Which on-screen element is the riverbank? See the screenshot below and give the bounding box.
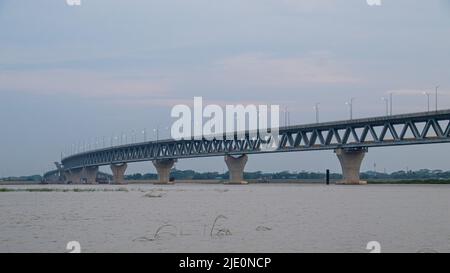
[3,178,450,186]
[367,179,450,184]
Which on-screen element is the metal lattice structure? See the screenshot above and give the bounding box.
[61,110,450,170]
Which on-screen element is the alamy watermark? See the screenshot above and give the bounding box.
[65,1,381,7]
[366,0,382,6]
[170,97,280,151]
[66,0,81,6]
[66,241,81,253]
[366,241,381,253]
[65,1,381,8]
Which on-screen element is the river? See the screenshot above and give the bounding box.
[1,183,449,253]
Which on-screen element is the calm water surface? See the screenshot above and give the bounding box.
[1,183,449,253]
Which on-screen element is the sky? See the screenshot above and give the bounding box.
[1,0,450,176]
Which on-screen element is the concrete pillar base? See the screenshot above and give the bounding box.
[152,159,176,184]
[110,163,127,184]
[335,148,367,185]
[224,154,248,184]
[84,166,98,184]
[64,168,83,184]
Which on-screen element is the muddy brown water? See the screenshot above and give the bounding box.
[1,183,449,253]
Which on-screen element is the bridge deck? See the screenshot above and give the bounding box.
[61,109,450,170]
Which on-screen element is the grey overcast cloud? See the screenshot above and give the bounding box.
[1,0,450,176]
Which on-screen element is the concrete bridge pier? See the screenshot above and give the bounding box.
[224,154,248,184]
[110,163,127,184]
[152,159,176,184]
[64,168,83,184]
[84,166,98,184]
[335,148,367,185]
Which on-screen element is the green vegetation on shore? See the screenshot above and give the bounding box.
[125,168,450,181]
[3,168,450,184]
[0,187,130,192]
[368,179,450,184]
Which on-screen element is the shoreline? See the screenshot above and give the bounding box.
[2,179,450,186]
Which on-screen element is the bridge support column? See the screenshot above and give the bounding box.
[110,163,127,184]
[152,159,176,184]
[84,166,98,184]
[64,168,83,184]
[224,154,248,184]
[335,148,367,185]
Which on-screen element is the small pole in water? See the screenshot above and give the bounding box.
[326,169,330,185]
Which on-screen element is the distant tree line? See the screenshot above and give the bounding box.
[0,175,43,182]
[125,168,450,181]
[2,169,450,182]
[124,169,338,180]
[360,169,450,180]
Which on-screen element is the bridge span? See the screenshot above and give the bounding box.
[55,109,450,185]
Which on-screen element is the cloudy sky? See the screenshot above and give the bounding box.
[1,0,450,176]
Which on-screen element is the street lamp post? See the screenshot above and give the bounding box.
[131,130,136,143]
[423,91,430,112]
[283,107,290,126]
[142,129,147,142]
[381,97,389,116]
[153,126,169,141]
[345,98,354,120]
[314,103,320,123]
[154,128,159,142]
[435,85,440,111]
[164,126,170,139]
[389,92,393,116]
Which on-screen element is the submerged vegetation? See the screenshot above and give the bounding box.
[143,191,165,198]
[210,215,231,237]
[133,224,178,242]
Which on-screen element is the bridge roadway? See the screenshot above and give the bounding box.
[57,109,450,185]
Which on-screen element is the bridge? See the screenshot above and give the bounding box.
[52,109,450,185]
[42,162,112,184]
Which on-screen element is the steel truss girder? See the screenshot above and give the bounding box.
[62,111,450,170]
